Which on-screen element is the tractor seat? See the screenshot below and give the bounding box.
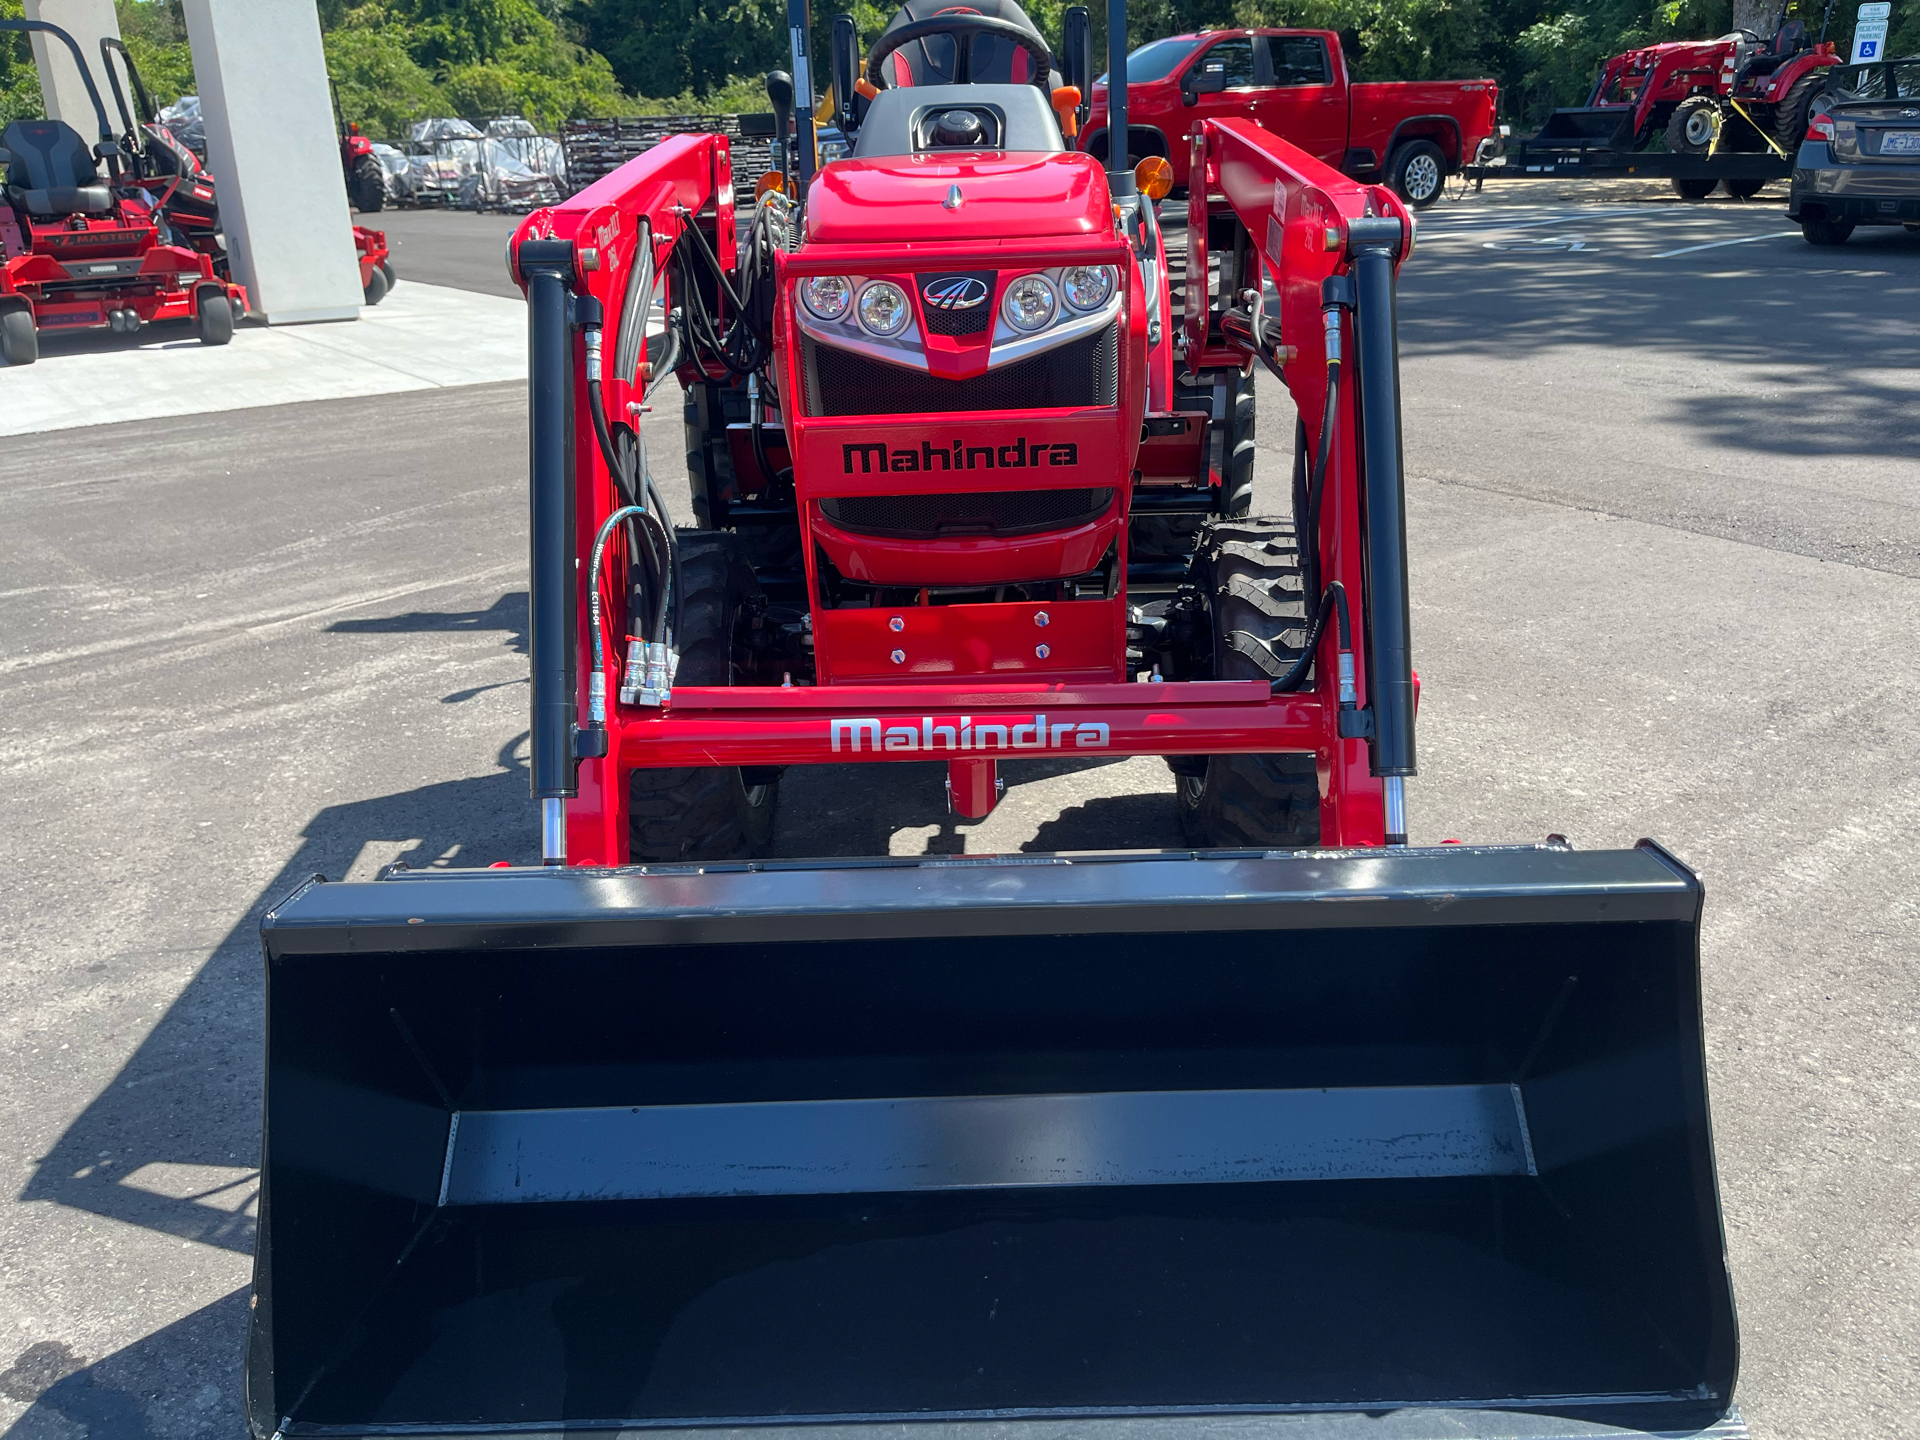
[2,118,112,217]
[1738,20,1808,81]
[873,0,1057,89]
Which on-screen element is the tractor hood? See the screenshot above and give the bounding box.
[806,152,1113,246]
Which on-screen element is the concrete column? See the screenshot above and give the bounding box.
[180,0,361,323]
[23,0,121,140]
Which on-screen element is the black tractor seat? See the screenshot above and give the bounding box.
[872,0,1059,88]
[1737,20,1809,84]
[2,118,112,217]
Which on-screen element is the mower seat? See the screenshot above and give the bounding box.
[2,118,112,217]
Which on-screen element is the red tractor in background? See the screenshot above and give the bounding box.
[1529,2,1840,194]
[332,82,385,213]
[0,18,245,366]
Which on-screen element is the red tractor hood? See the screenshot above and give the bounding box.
[806,152,1114,245]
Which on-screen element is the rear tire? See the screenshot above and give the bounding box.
[1671,176,1718,200]
[350,153,385,213]
[1666,96,1721,155]
[1722,176,1768,198]
[0,307,37,366]
[363,264,389,306]
[196,288,234,345]
[1800,210,1853,245]
[379,259,397,289]
[627,531,777,862]
[1386,140,1446,209]
[1773,73,1822,151]
[1173,517,1320,848]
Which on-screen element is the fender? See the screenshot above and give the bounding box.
[1084,122,1171,165]
[1383,114,1464,171]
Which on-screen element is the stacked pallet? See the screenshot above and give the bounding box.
[562,115,778,201]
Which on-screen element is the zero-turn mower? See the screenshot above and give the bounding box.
[97,37,395,308]
[0,18,245,366]
[245,2,1742,1436]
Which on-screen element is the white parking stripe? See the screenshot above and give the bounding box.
[1651,229,1800,258]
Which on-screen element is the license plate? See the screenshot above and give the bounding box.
[1881,131,1920,154]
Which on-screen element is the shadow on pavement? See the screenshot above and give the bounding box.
[328,589,528,655]
[19,737,537,1263]
[0,1288,247,1440]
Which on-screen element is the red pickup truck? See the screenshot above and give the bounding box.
[1081,29,1499,206]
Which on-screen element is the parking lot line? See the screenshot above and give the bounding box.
[1651,230,1801,258]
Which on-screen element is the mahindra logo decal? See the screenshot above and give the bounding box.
[844,437,1078,472]
[831,714,1109,753]
[922,275,989,310]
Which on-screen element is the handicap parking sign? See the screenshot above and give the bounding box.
[1851,1,1891,64]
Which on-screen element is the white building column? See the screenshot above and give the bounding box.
[180,0,361,323]
[23,0,121,138]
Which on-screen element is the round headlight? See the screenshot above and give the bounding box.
[856,280,911,337]
[1001,274,1057,332]
[1061,264,1115,312]
[799,274,853,321]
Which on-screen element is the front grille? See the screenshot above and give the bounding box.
[922,303,992,337]
[820,487,1115,538]
[805,323,1119,416]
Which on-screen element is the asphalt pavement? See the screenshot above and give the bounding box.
[0,190,1913,1439]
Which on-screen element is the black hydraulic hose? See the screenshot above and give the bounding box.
[1270,581,1351,695]
[1305,359,1340,543]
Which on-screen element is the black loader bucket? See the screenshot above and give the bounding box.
[247,844,1738,1438]
[1529,107,1636,145]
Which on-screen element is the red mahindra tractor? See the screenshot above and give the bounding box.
[0,18,245,366]
[242,1,1741,1435]
[1534,0,1840,192]
[332,81,385,213]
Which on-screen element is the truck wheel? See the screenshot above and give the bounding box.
[1722,176,1768,198]
[1773,73,1822,150]
[1130,369,1254,563]
[1670,176,1717,200]
[1172,517,1320,848]
[0,307,37,366]
[196,288,234,346]
[350,154,385,213]
[1665,97,1720,155]
[1386,141,1446,208]
[627,531,777,861]
[1800,209,1853,245]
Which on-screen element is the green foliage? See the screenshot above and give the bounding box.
[1,0,43,126]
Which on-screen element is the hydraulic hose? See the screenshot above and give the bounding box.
[1270,581,1352,703]
[586,505,650,724]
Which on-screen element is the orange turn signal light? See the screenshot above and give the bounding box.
[1134,155,1173,201]
[1051,86,1082,138]
[755,170,789,200]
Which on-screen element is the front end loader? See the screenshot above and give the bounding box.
[244,2,1741,1435]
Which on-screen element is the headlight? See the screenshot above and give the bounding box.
[800,274,853,321]
[1061,264,1115,312]
[1001,274,1056,332]
[856,280,911,336]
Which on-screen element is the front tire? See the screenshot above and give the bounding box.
[1666,96,1721,155]
[0,307,37,366]
[1172,517,1321,848]
[350,153,385,213]
[1130,367,1254,564]
[363,263,389,306]
[627,531,777,861]
[1387,140,1446,209]
[196,288,234,345]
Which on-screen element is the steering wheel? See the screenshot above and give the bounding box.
[865,14,1054,92]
